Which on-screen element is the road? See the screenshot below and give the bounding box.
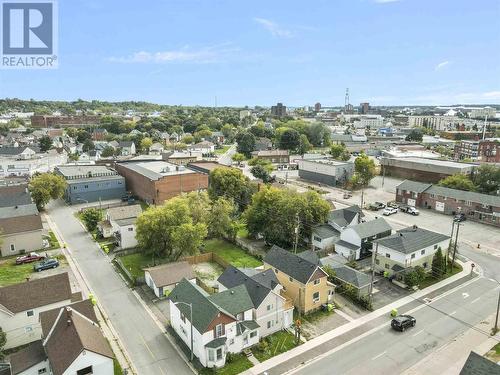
[217,144,237,165]
[47,200,193,375]
[290,276,500,375]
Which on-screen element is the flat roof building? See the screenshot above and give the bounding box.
[298,158,354,187]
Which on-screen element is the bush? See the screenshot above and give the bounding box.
[80,208,103,232]
[404,266,426,288]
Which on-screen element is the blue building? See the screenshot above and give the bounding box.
[55,165,126,204]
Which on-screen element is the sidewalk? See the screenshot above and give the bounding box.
[244,260,477,375]
[44,213,136,374]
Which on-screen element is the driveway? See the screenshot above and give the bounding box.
[46,200,193,375]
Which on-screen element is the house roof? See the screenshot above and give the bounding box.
[217,266,276,307]
[119,141,134,147]
[0,213,43,235]
[426,185,500,207]
[107,204,142,222]
[144,261,195,287]
[334,239,360,251]
[205,337,227,349]
[0,146,39,155]
[0,185,32,207]
[374,226,450,254]
[328,205,365,228]
[459,351,500,375]
[208,285,254,316]
[0,273,71,314]
[44,307,114,375]
[328,264,371,288]
[40,299,97,337]
[396,180,432,193]
[251,149,289,157]
[0,203,39,219]
[236,320,260,336]
[312,224,340,239]
[9,340,46,375]
[349,218,392,239]
[264,245,325,284]
[169,278,234,332]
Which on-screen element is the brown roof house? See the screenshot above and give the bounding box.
[0,185,43,257]
[0,273,74,349]
[9,299,114,375]
[145,261,196,298]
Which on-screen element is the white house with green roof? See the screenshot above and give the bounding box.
[169,279,260,369]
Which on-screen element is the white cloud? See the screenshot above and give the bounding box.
[254,18,293,38]
[482,91,500,99]
[374,0,401,3]
[435,61,450,70]
[107,44,238,64]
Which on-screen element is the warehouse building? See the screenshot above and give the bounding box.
[297,158,354,187]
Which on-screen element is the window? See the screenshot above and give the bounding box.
[267,304,273,311]
[215,324,223,338]
[434,245,438,249]
[289,277,293,283]
[180,313,186,323]
[229,338,234,345]
[10,244,15,252]
[313,292,320,303]
[236,313,243,321]
[208,350,214,362]
[423,262,428,268]
[128,227,133,231]
[38,369,47,375]
[250,331,257,338]
[275,268,279,274]
[313,236,322,242]
[267,320,274,329]
[216,348,223,360]
[375,259,380,265]
[84,185,88,189]
[385,264,389,269]
[421,250,425,255]
[77,367,93,375]
[314,279,320,285]
[411,254,415,259]
[385,253,390,259]
[27,310,34,317]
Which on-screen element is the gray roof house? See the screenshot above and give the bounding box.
[459,351,500,375]
[144,261,196,298]
[321,255,371,297]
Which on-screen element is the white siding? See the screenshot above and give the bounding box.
[15,359,50,375]
[63,350,113,375]
[0,230,43,257]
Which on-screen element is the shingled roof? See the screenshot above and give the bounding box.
[328,205,364,228]
[9,340,46,375]
[460,351,500,375]
[0,273,71,314]
[264,245,326,284]
[208,285,254,316]
[144,261,195,288]
[374,226,450,254]
[350,218,392,239]
[40,299,96,337]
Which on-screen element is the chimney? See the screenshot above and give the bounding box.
[66,308,72,326]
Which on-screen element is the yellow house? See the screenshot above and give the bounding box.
[263,245,334,315]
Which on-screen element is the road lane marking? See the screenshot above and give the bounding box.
[462,292,469,299]
[371,351,386,360]
[450,311,457,316]
[139,334,156,360]
[412,329,424,337]
[158,365,166,375]
[471,297,480,304]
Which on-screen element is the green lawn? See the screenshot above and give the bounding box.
[0,260,33,286]
[118,252,154,279]
[47,230,60,249]
[215,145,231,155]
[418,263,463,289]
[199,354,253,375]
[113,359,123,375]
[203,239,262,268]
[251,331,299,362]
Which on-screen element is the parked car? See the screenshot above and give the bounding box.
[454,213,466,222]
[387,201,399,209]
[368,202,386,211]
[383,207,398,216]
[400,205,420,216]
[391,315,416,332]
[33,258,59,272]
[16,252,45,265]
[343,191,352,199]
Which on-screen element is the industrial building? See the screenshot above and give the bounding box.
[297,158,354,187]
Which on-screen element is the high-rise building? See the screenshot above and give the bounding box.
[360,102,370,114]
[314,102,321,112]
[271,102,287,118]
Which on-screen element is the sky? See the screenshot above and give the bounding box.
[0,0,499,107]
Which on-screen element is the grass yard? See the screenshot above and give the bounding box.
[486,342,500,363]
[47,230,60,249]
[251,331,299,362]
[215,145,231,155]
[203,239,262,268]
[118,252,154,279]
[199,353,253,375]
[418,263,463,289]
[0,260,33,286]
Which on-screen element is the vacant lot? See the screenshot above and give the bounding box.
[118,252,154,279]
[203,239,262,268]
[252,330,299,362]
[193,261,224,289]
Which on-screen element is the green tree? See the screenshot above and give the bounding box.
[170,222,207,261]
[82,139,95,152]
[251,165,272,182]
[185,191,210,225]
[209,198,237,239]
[0,327,6,361]
[438,174,476,191]
[101,146,115,157]
[352,153,376,187]
[181,135,194,144]
[232,152,246,164]
[405,129,423,142]
[472,164,500,195]
[432,247,445,278]
[330,144,350,161]
[306,121,330,146]
[140,137,153,152]
[80,208,103,232]
[39,135,53,152]
[236,131,256,157]
[298,134,313,155]
[29,173,67,210]
[208,167,256,210]
[278,128,300,151]
[404,266,426,288]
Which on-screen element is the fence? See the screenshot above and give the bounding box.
[182,252,231,269]
[78,200,129,213]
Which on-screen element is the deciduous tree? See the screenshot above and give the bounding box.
[438,174,476,191]
[28,173,67,210]
[39,135,53,152]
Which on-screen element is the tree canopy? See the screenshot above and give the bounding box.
[330,144,350,161]
[438,174,476,191]
[351,153,377,188]
[28,173,67,210]
[208,167,256,210]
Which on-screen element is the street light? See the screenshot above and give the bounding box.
[174,301,194,361]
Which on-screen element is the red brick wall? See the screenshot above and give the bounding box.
[385,166,450,183]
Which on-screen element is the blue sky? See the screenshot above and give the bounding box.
[0,0,499,107]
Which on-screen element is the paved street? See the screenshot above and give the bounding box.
[47,200,193,375]
[217,143,237,165]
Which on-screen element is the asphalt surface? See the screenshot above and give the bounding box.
[47,200,193,375]
[285,276,500,375]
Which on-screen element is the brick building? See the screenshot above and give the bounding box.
[250,149,289,165]
[115,160,208,205]
[395,180,500,227]
[30,115,101,128]
[454,139,500,162]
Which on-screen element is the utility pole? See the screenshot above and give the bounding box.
[293,213,300,253]
[381,163,386,188]
[451,222,461,270]
[446,220,456,272]
[494,287,500,334]
[369,242,379,302]
[360,189,365,209]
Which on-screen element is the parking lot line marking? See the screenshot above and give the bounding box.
[371,351,386,361]
[412,329,424,337]
[471,297,481,304]
[450,311,457,316]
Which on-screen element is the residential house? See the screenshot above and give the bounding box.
[163,151,202,166]
[0,273,74,349]
[250,150,289,165]
[169,279,260,368]
[144,261,196,298]
[98,204,142,249]
[189,141,215,155]
[55,165,126,204]
[217,266,294,337]
[0,146,39,160]
[321,255,371,297]
[211,132,225,145]
[108,140,120,149]
[149,142,164,155]
[254,137,273,151]
[335,218,392,261]
[396,180,500,227]
[8,340,49,375]
[92,128,108,141]
[373,226,450,278]
[263,246,334,314]
[118,141,136,156]
[0,184,43,257]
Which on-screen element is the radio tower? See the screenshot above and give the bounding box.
[344,88,350,113]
